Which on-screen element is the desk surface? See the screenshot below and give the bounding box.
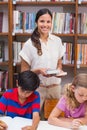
[0,116,70,130]
[0,116,86,130]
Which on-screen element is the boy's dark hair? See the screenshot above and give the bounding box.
[18,70,40,91]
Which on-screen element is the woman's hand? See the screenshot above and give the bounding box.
[0,120,8,130]
[36,68,52,77]
[34,68,64,77]
[39,68,48,76]
[22,125,36,130]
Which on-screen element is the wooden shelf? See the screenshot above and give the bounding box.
[77,34,87,37]
[13,33,75,37]
[79,64,87,68]
[0,1,8,5]
[16,1,76,6]
[0,33,8,36]
[0,61,9,66]
[78,2,87,5]
[63,64,75,67]
[0,0,87,91]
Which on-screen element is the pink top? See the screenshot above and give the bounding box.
[56,96,86,118]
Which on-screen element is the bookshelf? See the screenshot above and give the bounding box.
[0,0,11,94]
[0,0,87,92]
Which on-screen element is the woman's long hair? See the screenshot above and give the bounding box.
[31,8,52,56]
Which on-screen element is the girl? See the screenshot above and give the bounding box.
[48,73,87,129]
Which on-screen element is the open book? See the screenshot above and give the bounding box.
[46,69,67,76]
[0,116,86,130]
[79,125,87,130]
[0,116,69,130]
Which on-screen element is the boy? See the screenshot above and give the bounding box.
[0,70,40,130]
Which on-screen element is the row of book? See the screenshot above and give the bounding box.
[2,0,87,3]
[13,0,75,2]
[62,42,87,65]
[62,42,74,65]
[13,41,22,63]
[0,40,22,63]
[52,12,75,34]
[78,13,87,34]
[0,0,8,1]
[0,0,14,1]
[13,10,87,34]
[0,12,8,33]
[1,40,87,65]
[13,11,36,33]
[78,0,87,4]
[1,0,87,4]
[0,12,3,32]
[0,41,8,62]
[13,11,75,34]
[76,43,87,65]
[1,11,87,34]
[0,70,19,91]
[12,41,87,65]
[0,70,8,92]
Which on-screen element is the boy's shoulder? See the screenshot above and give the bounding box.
[34,90,39,94]
[27,91,40,103]
[33,91,40,97]
[3,88,17,97]
[32,91,40,100]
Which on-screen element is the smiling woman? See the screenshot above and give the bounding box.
[19,8,65,119]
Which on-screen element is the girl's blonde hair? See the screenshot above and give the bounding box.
[64,73,87,109]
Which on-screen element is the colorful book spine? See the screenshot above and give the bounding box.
[0,12,3,32]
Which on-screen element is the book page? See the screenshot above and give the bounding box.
[56,71,67,77]
[10,117,32,130]
[0,116,12,130]
[0,116,86,130]
[79,125,87,130]
[38,121,70,130]
[9,117,70,130]
[0,116,32,130]
[46,69,60,75]
[0,116,70,130]
[46,69,67,77]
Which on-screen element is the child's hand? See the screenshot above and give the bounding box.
[22,125,36,130]
[71,119,83,129]
[0,120,8,130]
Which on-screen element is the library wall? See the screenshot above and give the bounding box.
[1,0,87,92]
[13,5,75,87]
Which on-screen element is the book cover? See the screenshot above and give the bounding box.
[0,71,3,91]
[2,11,8,32]
[0,41,4,62]
[0,12,3,32]
[46,69,67,76]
